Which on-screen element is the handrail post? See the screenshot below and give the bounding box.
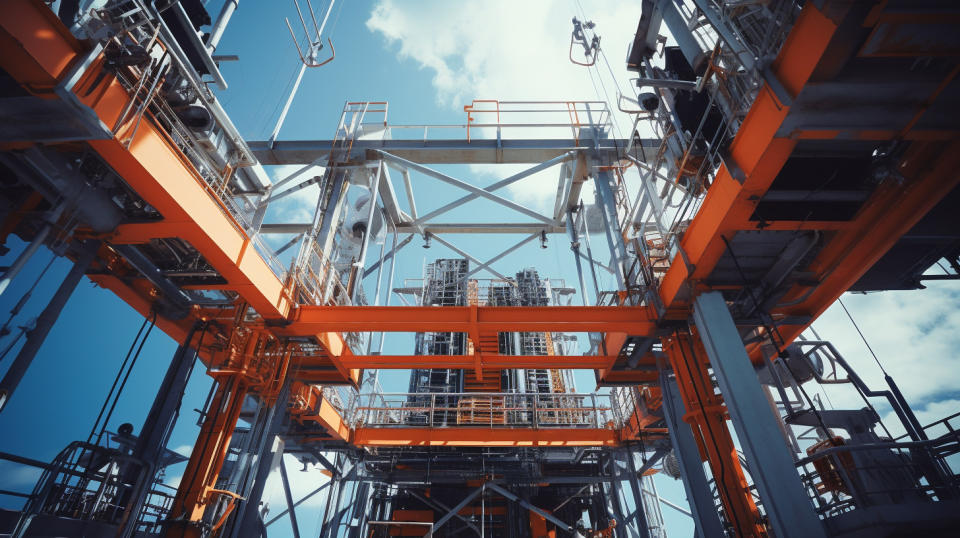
[591,394,598,427]
[533,394,539,429]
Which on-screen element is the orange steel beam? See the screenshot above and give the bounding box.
[167,377,249,537]
[658,3,839,311]
[0,0,292,321]
[773,139,960,346]
[352,427,618,447]
[337,354,616,369]
[283,305,655,335]
[87,107,292,320]
[290,383,351,441]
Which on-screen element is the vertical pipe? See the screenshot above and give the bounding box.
[366,223,388,355]
[0,240,98,412]
[377,227,399,355]
[567,209,591,306]
[352,163,383,302]
[207,0,239,52]
[578,203,603,303]
[593,171,629,291]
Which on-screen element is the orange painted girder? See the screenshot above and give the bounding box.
[657,3,839,310]
[352,427,618,447]
[337,354,616,369]
[283,305,655,335]
[0,0,293,321]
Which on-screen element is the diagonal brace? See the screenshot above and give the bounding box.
[414,151,576,224]
[431,485,485,534]
[429,234,511,281]
[378,151,557,225]
[459,233,539,284]
[486,483,572,531]
[410,491,481,536]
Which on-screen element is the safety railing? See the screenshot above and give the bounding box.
[94,20,288,283]
[0,445,183,537]
[288,238,370,351]
[133,482,177,536]
[399,277,575,306]
[624,1,802,265]
[795,433,960,520]
[9,441,152,536]
[351,392,620,430]
[371,100,612,143]
[290,237,351,307]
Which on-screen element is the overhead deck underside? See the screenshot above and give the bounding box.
[1,0,957,447]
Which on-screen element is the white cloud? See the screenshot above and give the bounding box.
[261,453,335,519]
[367,0,645,209]
[165,474,182,489]
[810,282,960,403]
[796,280,960,437]
[880,398,960,439]
[173,444,193,457]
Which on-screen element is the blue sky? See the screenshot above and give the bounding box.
[2,1,959,536]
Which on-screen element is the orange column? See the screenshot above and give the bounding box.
[663,331,766,537]
[166,375,249,537]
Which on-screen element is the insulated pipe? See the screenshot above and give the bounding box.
[0,240,100,413]
[658,0,705,70]
[578,203,603,303]
[567,209,592,306]
[351,164,383,303]
[374,226,399,364]
[207,0,239,52]
[167,3,229,90]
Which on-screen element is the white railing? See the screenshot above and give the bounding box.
[350,392,621,429]
[338,100,614,143]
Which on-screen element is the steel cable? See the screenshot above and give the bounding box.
[94,311,158,447]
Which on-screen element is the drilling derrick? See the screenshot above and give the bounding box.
[0,0,959,537]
